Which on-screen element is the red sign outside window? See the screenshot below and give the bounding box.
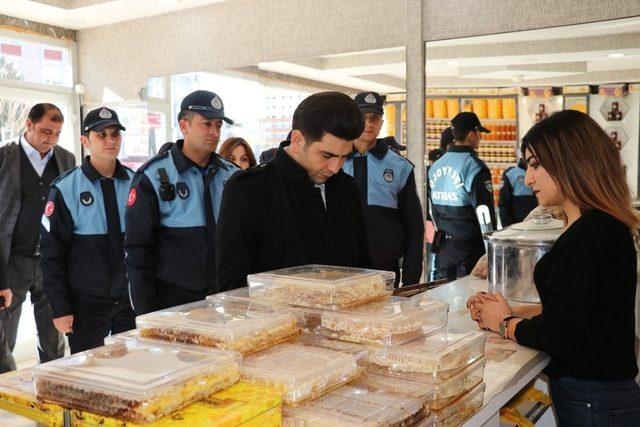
[1,43,22,56]
[44,49,63,61]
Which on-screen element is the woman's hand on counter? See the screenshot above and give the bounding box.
[467,292,497,330]
[474,292,512,333]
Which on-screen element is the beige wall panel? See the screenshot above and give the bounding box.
[78,0,407,101]
[424,0,640,41]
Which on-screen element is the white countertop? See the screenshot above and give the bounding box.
[426,275,551,426]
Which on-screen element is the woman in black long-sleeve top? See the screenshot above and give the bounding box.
[470,110,640,425]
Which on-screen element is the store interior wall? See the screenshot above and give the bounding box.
[75,0,640,104]
[76,0,408,103]
[423,0,640,41]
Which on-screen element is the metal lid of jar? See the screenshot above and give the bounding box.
[484,214,564,246]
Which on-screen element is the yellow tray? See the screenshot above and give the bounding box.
[0,369,65,426]
[0,368,281,427]
[71,382,282,426]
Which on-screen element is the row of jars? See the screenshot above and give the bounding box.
[426,122,518,141]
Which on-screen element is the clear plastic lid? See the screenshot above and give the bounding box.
[33,338,240,409]
[433,382,485,426]
[319,297,449,346]
[240,334,368,405]
[136,296,302,354]
[283,383,430,426]
[487,214,564,243]
[350,372,435,400]
[368,328,486,378]
[247,264,395,308]
[103,329,139,345]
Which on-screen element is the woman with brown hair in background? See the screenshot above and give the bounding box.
[218,137,256,170]
[469,110,640,425]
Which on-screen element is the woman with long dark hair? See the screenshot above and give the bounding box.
[218,137,256,170]
[470,110,640,425]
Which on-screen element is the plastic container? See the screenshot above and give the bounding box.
[33,338,241,424]
[368,328,486,379]
[136,296,302,354]
[432,382,485,426]
[427,358,486,409]
[358,358,485,409]
[350,372,435,400]
[319,297,449,346]
[247,264,395,309]
[283,383,430,426]
[240,334,368,406]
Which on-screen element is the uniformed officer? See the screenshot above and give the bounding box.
[216,91,370,291]
[40,107,135,353]
[125,90,239,314]
[428,112,497,280]
[498,159,537,226]
[343,92,424,286]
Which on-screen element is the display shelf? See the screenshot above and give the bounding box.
[476,118,518,123]
[486,162,518,168]
[426,118,455,122]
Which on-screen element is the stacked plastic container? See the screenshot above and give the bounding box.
[32,338,241,424]
[28,264,485,426]
[241,264,487,426]
[135,296,303,354]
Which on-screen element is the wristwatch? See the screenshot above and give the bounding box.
[499,315,518,339]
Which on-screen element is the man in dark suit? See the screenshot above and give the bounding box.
[0,103,75,372]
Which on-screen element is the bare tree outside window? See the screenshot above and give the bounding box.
[0,56,29,145]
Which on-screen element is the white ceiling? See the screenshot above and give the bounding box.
[0,0,228,30]
[2,2,639,91]
[259,17,640,92]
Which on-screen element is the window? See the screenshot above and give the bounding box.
[147,76,165,99]
[109,105,167,170]
[0,36,72,87]
[0,88,75,154]
[0,98,29,145]
[170,72,312,161]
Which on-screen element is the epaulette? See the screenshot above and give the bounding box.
[136,144,172,173]
[50,166,80,186]
[385,147,415,168]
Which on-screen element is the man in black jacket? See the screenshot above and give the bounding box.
[0,103,74,372]
[216,92,370,291]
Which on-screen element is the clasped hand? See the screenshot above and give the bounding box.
[466,291,512,333]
